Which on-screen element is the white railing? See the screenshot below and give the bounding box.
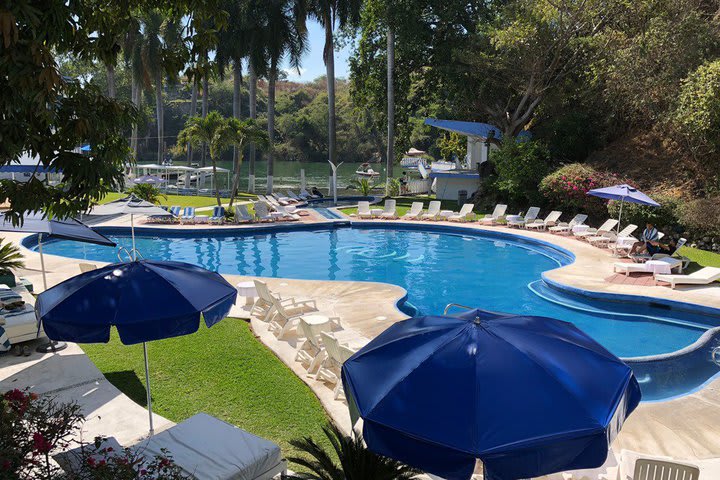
[406,179,431,194]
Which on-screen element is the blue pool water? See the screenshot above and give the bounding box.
[31,223,720,399]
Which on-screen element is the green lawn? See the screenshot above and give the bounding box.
[82,320,331,463]
[99,192,256,208]
[679,246,720,271]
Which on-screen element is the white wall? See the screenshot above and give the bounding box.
[433,177,480,201]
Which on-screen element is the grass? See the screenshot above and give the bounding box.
[82,320,332,463]
[679,246,720,271]
[99,192,257,208]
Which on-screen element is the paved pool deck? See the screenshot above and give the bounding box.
[2,212,720,475]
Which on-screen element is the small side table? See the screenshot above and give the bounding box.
[236,281,258,306]
[370,208,383,217]
[439,210,454,220]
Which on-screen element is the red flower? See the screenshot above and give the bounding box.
[140,469,148,475]
[33,432,53,454]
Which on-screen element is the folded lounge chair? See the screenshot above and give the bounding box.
[379,199,397,219]
[448,203,475,222]
[481,204,507,225]
[401,202,423,220]
[506,207,540,228]
[234,204,254,223]
[209,206,225,224]
[574,219,618,239]
[357,201,374,219]
[526,211,562,230]
[548,214,588,234]
[421,201,442,220]
[655,266,720,289]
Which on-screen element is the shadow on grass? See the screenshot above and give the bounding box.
[104,370,148,407]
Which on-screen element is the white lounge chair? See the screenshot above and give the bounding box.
[421,201,441,220]
[638,238,691,269]
[588,224,637,247]
[599,450,700,480]
[78,263,97,273]
[526,211,562,230]
[296,318,327,374]
[548,214,588,234]
[401,202,423,220]
[613,256,683,276]
[506,207,540,228]
[379,199,397,219]
[300,188,319,199]
[357,201,374,219]
[448,203,475,222]
[274,205,301,221]
[235,204,254,223]
[251,279,317,323]
[253,202,275,222]
[655,266,720,289]
[481,204,507,225]
[287,191,303,202]
[574,219,619,239]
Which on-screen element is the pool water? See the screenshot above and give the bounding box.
[32,224,720,400]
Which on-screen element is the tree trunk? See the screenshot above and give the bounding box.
[155,70,164,163]
[324,18,337,172]
[267,63,277,194]
[211,157,222,206]
[107,63,116,98]
[130,76,140,160]
[187,78,198,166]
[386,27,395,193]
[232,60,242,201]
[201,72,209,167]
[229,140,245,208]
[248,63,257,193]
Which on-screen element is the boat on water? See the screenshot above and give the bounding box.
[356,163,381,178]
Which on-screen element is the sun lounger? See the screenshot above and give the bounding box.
[401,202,423,220]
[448,203,475,222]
[234,204,254,223]
[481,204,507,225]
[655,266,720,289]
[253,202,275,222]
[209,206,225,224]
[300,188,319,199]
[599,449,700,480]
[268,294,324,340]
[287,191,304,202]
[78,263,97,273]
[526,211,562,230]
[0,285,43,345]
[613,256,683,276]
[574,219,618,239]
[357,201,374,219]
[271,193,294,205]
[421,201,442,220]
[252,279,317,323]
[180,207,196,224]
[637,238,691,269]
[587,224,637,247]
[548,214,588,234]
[379,199,397,219]
[296,318,328,373]
[275,205,301,221]
[506,207,540,228]
[317,331,369,399]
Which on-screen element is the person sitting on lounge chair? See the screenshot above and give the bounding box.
[311,186,324,198]
[629,222,660,256]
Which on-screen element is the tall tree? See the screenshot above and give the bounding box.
[309,0,362,192]
[262,0,308,193]
[386,26,395,191]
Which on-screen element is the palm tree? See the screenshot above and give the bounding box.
[132,10,186,163]
[288,423,420,480]
[309,0,362,188]
[226,117,269,205]
[386,26,395,194]
[263,0,308,193]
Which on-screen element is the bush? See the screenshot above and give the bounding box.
[673,60,720,155]
[607,194,680,232]
[127,184,166,204]
[492,139,551,205]
[676,197,720,238]
[539,163,627,219]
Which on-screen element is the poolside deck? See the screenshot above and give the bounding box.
[2,212,720,477]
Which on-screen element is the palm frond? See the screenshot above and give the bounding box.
[0,240,25,274]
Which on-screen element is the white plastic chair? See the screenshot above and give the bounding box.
[401,202,424,220]
[421,201,441,220]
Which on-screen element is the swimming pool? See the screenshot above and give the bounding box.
[27,223,720,400]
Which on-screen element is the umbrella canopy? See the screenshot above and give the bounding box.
[587,184,659,207]
[36,260,237,344]
[134,175,167,185]
[342,309,641,480]
[89,194,168,216]
[0,212,115,247]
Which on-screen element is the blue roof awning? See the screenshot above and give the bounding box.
[424,118,503,140]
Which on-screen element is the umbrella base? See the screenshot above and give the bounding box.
[36,340,68,353]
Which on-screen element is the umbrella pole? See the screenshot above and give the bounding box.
[143,342,154,435]
[37,234,47,291]
[618,198,624,234]
[131,214,136,260]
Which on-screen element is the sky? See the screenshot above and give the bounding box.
[281,20,352,83]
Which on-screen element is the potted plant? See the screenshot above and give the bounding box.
[0,240,24,287]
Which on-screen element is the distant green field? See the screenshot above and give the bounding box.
[679,246,720,270]
[99,192,256,208]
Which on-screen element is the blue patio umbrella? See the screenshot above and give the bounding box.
[341,309,641,480]
[36,259,237,435]
[134,175,167,185]
[587,184,659,233]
